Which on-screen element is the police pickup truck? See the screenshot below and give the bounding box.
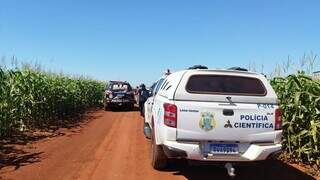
[104,81,135,110]
[143,67,282,176]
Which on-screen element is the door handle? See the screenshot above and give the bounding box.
[223,109,234,116]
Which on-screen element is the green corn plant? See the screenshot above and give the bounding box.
[0,66,105,136]
[271,72,320,166]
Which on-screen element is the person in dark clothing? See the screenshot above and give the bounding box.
[138,84,149,116]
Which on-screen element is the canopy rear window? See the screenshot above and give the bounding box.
[110,84,132,91]
[186,75,266,96]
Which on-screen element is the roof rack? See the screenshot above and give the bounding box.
[109,80,129,84]
[188,65,208,70]
[228,67,248,72]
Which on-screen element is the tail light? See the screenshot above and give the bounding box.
[105,91,113,99]
[105,91,109,98]
[275,109,282,130]
[163,103,177,128]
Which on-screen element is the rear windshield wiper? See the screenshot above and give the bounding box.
[226,96,236,106]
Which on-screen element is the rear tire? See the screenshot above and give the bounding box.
[151,129,168,170]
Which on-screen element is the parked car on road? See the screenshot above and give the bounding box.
[143,67,282,177]
[103,81,135,110]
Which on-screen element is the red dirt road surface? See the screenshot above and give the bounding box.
[0,110,316,180]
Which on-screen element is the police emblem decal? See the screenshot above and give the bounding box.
[199,112,216,131]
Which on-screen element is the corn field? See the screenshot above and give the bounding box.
[1,59,319,169]
[0,66,105,136]
[271,73,320,166]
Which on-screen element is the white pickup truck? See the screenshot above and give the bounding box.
[143,68,282,175]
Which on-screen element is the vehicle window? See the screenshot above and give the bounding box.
[111,84,132,91]
[186,75,266,96]
[149,82,157,93]
[154,78,165,95]
[161,81,169,90]
[160,80,167,90]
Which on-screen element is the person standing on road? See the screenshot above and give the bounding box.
[138,84,149,116]
[134,86,140,104]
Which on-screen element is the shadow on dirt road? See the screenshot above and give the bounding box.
[0,110,102,172]
[163,159,315,180]
[0,145,43,171]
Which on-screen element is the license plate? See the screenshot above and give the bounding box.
[209,144,239,154]
[112,99,121,102]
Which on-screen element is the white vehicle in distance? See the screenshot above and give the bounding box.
[143,66,282,177]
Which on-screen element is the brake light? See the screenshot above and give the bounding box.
[275,109,282,130]
[163,103,177,128]
[105,91,113,99]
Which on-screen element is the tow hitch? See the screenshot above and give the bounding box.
[225,163,236,178]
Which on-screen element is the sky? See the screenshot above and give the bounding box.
[1,0,320,85]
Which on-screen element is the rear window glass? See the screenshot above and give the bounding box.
[186,75,266,96]
[110,84,132,91]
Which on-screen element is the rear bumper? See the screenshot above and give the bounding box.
[163,140,282,162]
[162,145,187,158]
[105,99,134,107]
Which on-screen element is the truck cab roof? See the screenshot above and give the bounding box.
[185,68,259,75]
[157,69,278,104]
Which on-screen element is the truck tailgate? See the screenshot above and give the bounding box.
[176,101,278,142]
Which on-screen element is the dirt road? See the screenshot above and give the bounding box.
[0,110,315,180]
